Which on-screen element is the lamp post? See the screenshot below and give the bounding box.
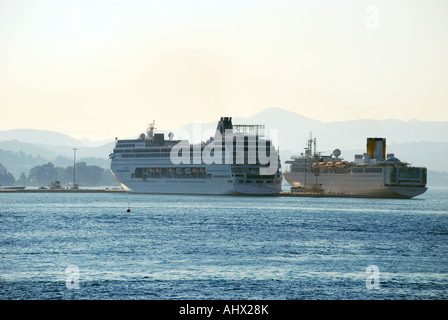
[304,147,307,192]
[72,148,78,189]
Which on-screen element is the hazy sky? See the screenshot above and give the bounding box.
[1,0,447,141]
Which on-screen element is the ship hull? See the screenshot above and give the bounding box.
[284,171,427,199]
[111,167,282,195]
[388,186,428,199]
[233,183,282,195]
[116,178,238,195]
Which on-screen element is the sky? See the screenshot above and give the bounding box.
[1,0,448,141]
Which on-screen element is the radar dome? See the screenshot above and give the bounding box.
[333,149,341,158]
[168,132,174,140]
[385,154,401,163]
[139,133,145,140]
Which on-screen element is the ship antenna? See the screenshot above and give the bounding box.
[307,132,313,157]
[147,120,156,139]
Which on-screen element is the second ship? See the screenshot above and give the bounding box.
[284,135,427,199]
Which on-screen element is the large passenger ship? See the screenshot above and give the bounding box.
[284,135,427,198]
[109,117,282,195]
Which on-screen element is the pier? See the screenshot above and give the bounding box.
[0,188,363,198]
[0,187,126,193]
[0,188,411,198]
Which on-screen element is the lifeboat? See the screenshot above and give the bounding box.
[326,162,335,167]
[199,168,205,172]
[335,161,346,168]
[318,162,326,166]
[192,168,198,172]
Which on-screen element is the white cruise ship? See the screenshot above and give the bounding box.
[109,117,282,195]
[283,135,427,199]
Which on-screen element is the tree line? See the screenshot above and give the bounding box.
[0,163,15,185]
[0,161,118,187]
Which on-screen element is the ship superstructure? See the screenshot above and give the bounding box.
[284,135,427,198]
[109,117,282,195]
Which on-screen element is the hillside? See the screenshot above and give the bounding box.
[1,107,447,179]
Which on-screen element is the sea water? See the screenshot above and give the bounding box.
[1,188,447,300]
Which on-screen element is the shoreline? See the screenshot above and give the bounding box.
[0,188,417,198]
[0,188,126,193]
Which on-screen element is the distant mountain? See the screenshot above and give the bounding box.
[0,131,115,178]
[1,107,448,175]
[168,107,448,149]
[169,107,448,171]
[234,107,448,148]
[0,148,48,179]
[0,139,114,159]
[0,129,86,147]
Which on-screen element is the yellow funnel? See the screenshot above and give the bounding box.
[366,138,386,160]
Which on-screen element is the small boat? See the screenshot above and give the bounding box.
[0,186,26,190]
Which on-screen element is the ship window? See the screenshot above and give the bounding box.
[398,168,420,179]
[365,168,382,173]
[116,144,135,148]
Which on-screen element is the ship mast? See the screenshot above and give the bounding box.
[147,120,156,140]
[306,132,314,158]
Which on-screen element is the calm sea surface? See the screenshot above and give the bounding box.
[1,187,447,300]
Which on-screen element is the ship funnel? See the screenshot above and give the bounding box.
[366,137,386,160]
[216,117,233,135]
